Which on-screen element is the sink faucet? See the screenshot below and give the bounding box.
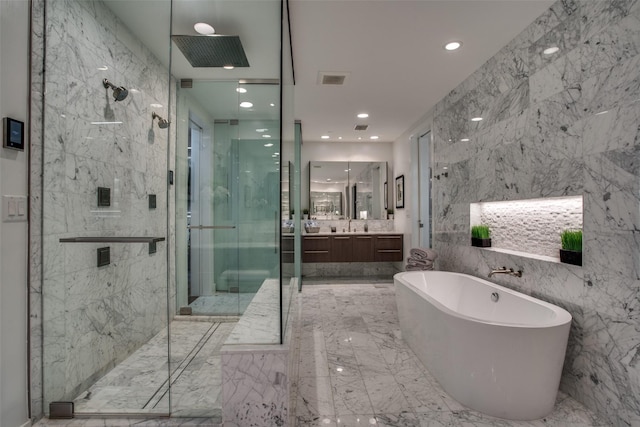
[488,266,522,278]
[348,219,351,232]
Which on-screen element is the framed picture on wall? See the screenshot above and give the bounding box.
[395,175,404,209]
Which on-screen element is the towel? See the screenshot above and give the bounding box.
[409,247,438,261]
[405,263,434,271]
[406,257,433,267]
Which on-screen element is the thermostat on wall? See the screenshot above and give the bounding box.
[3,117,25,151]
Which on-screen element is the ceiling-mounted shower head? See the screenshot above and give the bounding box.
[152,112,170,129]
[103,78,129,102]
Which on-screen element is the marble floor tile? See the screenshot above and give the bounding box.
[292,282,609,427]
[296,375,336,419]
[331,374,374,416]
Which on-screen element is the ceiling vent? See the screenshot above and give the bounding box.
[354,124,368,131]
[317,71,350,85]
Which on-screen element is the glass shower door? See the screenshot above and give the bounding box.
[40,0,172,416]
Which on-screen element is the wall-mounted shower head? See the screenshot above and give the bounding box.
[152,112,170,129]
[103,78,129,102]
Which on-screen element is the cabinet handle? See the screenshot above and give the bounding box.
[377,236,401,239]
[377,249,401,253]
[356,236,372,239]
[305,250,329,254]
[334,237,350,240]
[306,236,329,240]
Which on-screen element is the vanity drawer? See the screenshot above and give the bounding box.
[303,236,331,262]
[375,235,403,261]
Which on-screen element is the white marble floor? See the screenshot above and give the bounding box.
[291,282,611,427]
[35,280,612,427]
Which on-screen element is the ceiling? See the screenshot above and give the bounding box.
[105,0,554,144]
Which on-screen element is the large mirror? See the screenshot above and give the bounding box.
[309,161,387,220]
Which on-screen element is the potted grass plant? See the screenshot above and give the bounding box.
[303,208,309,220]
[471,224,491,247]
[560,229,582,266]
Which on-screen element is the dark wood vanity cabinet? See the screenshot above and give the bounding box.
[352,235,375,262]
[302,234,402,263]
[281,235,294,263]
[374,234,404,261]
[302,235,331,262]
[331,235,352,262]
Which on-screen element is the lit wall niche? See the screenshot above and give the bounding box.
[470,196,583,260]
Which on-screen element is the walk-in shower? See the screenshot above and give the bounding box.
[36,0,294,421]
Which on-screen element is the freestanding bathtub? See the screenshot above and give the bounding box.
[394,270,572,421]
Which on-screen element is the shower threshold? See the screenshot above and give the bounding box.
[71,318,235,418]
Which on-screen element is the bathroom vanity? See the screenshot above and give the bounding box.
[302,232,403,263]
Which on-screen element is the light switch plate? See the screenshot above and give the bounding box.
[2,195,27,222]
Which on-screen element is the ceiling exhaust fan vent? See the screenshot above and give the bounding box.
[354,124,368,131]
[317,71,350,85]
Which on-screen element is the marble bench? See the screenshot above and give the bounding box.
[221,277,296,426]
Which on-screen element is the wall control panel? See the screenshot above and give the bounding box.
[2,195,28,222]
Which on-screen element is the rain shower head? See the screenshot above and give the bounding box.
[152,112,170,129]
[103,78,129,102]
[171,35,249,68]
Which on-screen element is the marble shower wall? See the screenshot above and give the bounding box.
[38,0,172,407]
[431,1,639,425]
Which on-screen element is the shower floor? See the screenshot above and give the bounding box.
[72,318,236,417]
[188,292,256,315]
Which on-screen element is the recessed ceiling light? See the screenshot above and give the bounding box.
[270,103,275,107]
[358,137,362,140]
[262,134,271,138]
[256,128,268,132]
[543,46,560,55]
[264,143,274,147]
[194,22,215,35]
[370,136,379,140]
[223,65,234,70]
[321,135,330,139]
[338,137,342,140]
[471,117,483,122]
[240,101,253,108]
[236,87,247,93]
[326,178,331,181]
[444,41,462,51]
[357,113,369,118]
[461,138,470,142]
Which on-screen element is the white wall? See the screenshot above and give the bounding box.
[0,0,30,425]
[301,140,393,211]
[392,111,433,260]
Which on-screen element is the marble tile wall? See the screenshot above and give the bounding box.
[431,1,639,425]
[31,0,173,413]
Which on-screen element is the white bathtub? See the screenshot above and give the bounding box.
[394,270,572,421]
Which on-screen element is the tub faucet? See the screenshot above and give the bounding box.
[489,266,522,278]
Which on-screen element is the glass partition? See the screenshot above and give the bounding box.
[41,0,172,415]
[309,161,388,220]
